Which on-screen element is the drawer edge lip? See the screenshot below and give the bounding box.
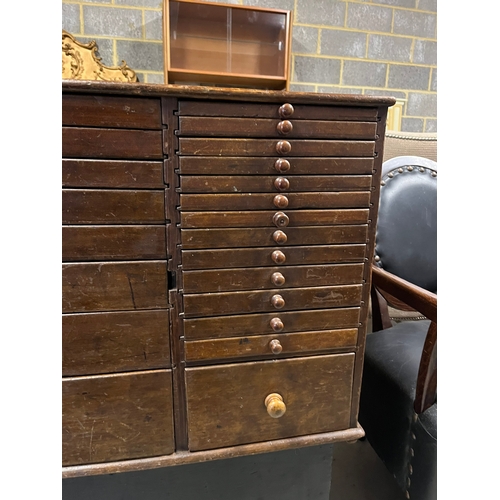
[62,424,365,479]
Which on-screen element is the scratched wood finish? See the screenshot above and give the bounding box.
[184,328,359,362]
[182,263,364,293]
[178,156,374,175]
[180,192,371,211]
[185,354,354,451]
[63,370,174,465]
[62,94,162,129]
[62,160,164,188]
[181,225,367,249]
[178,117,377,140]
[63,310,171,376]
[183,284,363,318]
[183,307,360,340]
[62,225,166,261]
[62,128,163,159]
[177,100,378,121]
[178,138,375,157]
[62,190,165,224]
[180,209,369,228]
[61,81,393,474]
[181,244,367,270]
[179,175,372,193]
[62,261,168,313]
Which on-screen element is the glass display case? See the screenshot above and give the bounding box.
[163,0,292,89]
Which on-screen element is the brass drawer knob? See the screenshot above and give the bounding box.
[273,194,289,209]
[269,339,283,354]
[271,294,285,309]
[273,230,287,244]
[274,177,290,191]
[271,250,286,264]
[272,211,289,227]
[279,103,294,118]
[277,120,293,135]
[270,317,284,332]
[271,272,285,286]
[276,140,291,155]
[265,393,286,418]
[274,158,290,173]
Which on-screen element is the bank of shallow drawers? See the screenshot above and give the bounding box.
[177,100,376,451]
[61,81,393,476]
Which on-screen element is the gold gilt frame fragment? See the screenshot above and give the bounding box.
[62,30,138,82]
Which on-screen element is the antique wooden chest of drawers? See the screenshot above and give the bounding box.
[62,80,394,477]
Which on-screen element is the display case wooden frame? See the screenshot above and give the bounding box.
[163,0,292,90]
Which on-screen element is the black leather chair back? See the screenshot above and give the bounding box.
[374,156,437,293]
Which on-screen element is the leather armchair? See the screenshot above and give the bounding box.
[358,155,437,500]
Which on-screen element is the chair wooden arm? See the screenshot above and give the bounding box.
[370,265,437,414]
[371,265,437,323]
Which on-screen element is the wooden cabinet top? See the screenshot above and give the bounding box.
[62,81,396,107]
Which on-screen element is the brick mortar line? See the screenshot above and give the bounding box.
[292,53,436,68]
[63,2,162,12]
[76,35,164,43]
[289,81,436,95]
[338,0,437,15]
[293,23,436,42]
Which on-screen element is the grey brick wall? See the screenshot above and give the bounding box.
[62,0,437,132]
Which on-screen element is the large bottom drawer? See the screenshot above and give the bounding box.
[185,354,355,451]
[62,370,175,466]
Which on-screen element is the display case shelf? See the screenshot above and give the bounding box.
[163,0,292,90]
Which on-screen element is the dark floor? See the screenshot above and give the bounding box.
[62,439,405,500]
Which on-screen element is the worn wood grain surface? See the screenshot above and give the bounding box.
[63,370,174,465]
[62,261,168,313]
[185,354,354,451]
[62,310,171,375]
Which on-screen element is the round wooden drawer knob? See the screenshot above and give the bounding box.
[271,294,285,309]
[270,317,284,332]
[277,120,293,135]
[269,339,283,354]
[271,272,285,286]
[274,177,290,191]
[272,211,289,228]
[279,103,294,118]
[271,250,286,264]
[273,230,287,244]
[274,158,290,173]
[265,393,286,418]
[273,195,289,209]
[276,140,292,155]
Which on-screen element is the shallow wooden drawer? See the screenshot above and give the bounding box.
[185,354,355,451]
[63,225,166,261]
[62,189,165,224]
[177,100,378,121]
[181,225,368,249]
[182,244,366,270]
[178,117,377,140]
[180,192,370,211]
[178,138,375,157]
[182,263,364,293]
[183,307,360,340]
[62,127,163,159]
[62,159,164,189]
[183,284,363,318]
[178,156,374,176]
[63,370,174,466]
[185,329,358,363]
[62,261,168,313]
[179,175,371,193]
[181,209,369,229]
[63,94,162,129]
[63,310,171,376]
